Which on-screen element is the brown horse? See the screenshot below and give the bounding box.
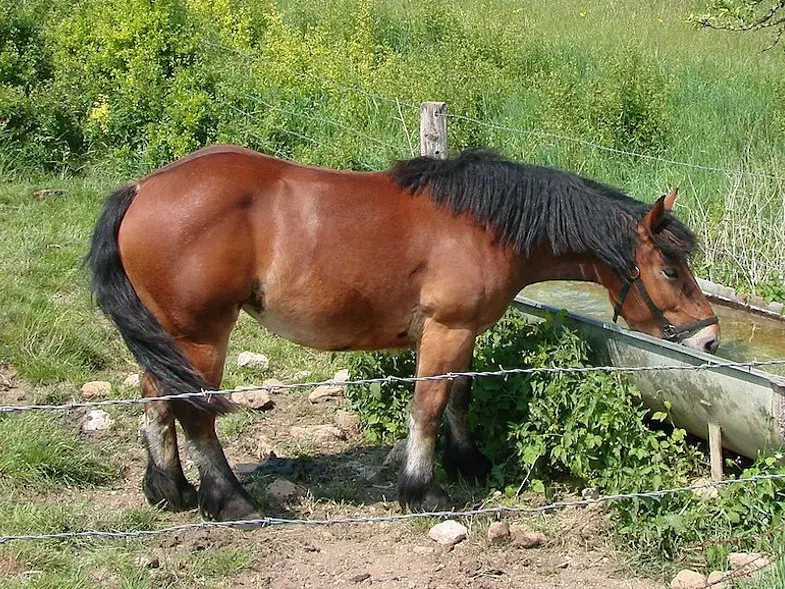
[88,146,719,521]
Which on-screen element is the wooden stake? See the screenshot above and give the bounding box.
[419,102,447,158]
[708,422,724,481]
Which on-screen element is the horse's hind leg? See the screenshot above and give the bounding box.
[443,374,493,482]
[172,339,260,521]
[141,374,197,511]
[398,320,476,510]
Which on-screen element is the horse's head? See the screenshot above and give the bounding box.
[613,189,720,353]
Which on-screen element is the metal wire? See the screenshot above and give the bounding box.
[2,359,784,414]
[445,112,784,181]
[205,40,420,110]
[237,93,407,154]
[1,473,783,544]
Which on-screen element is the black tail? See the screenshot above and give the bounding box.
[86,185,233,414]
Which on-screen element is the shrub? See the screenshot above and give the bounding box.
[347,308,698,493]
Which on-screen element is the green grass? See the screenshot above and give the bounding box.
[0,413,116,489]
[1,0,784,584]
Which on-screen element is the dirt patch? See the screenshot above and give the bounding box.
[1,373,666,589]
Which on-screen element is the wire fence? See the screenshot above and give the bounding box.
[2,473,785,545]
[207,40,783,182]
[2,359,785,414]
[3,41,784,578]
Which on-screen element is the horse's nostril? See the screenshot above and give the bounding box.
[704,337,719,354]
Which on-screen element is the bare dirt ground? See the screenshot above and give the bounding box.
[0,367,666,588]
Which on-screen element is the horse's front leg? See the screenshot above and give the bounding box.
[398,319,475,511]
[443,374,493,482]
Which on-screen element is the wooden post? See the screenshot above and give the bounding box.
[708,422,724,481]
[420,102,447,158]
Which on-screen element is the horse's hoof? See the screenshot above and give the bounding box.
[198,486,263,523]
[398,476,452,512]
[443,444,493,483]
[143,466,199,512]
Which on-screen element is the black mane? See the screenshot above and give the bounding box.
[389,150,696,278]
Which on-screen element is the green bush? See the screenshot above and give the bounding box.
[347,309,699,493]
[347,308,785,565]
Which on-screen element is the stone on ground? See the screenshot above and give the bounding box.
[122,373,141,388]
[669,569,706,589]
[728,552,770,572]
[706,571,728,588]
[333,369,350,383]
[231,388,274,410]
[236,352,270,370]
[308,385,343,403]
[293,370,312,381]
[265,478,301,503]
[428,520,468,547]
[334,410,360,432]
[486,521,511,544]
[511,524,546,548]
[82,409,114,432]
[263,378,285,394]
[81,380,111,399]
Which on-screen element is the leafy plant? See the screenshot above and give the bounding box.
[347,309,700,493]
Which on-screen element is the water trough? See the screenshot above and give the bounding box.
[513,283,785,463]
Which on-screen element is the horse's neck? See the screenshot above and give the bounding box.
[520,252,620,293]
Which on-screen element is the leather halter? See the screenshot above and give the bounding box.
[612,267,719,342]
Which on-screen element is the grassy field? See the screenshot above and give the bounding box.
[2,0,785,586]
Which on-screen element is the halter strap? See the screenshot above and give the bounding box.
[612,267,719,342]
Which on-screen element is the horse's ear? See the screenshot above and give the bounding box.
[641,188,677,231]
[663,188,677,212]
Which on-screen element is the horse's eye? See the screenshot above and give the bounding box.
[662,267,679,280]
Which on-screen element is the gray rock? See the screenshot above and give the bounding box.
[265,478,301,503]
[82,409,114,432]
[231,388,274,410]
[236,352,270,370]
[335,410,361,433]
[728,552,770,572]
[670,569,706,589]
[706,571,728,589]
[293,370,312,381]
[122,373,141,389]
[511,525,546,548]
[486,521,511,544]
[333,369,350,383]
[428,520,468,547]
[81,381,111,399]
[308,385,343,403]
[263,378,285,394]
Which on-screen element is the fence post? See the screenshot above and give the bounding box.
[708,422,724,481]
[420,102,447,158]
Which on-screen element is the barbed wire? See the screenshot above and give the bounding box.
[237,93,407,154]
[224,102,378,171]
[1,473,784,545]
[445,112,784,181]
[206,40,420,110]
[1,359,784,414]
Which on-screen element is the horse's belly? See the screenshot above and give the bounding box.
[249,301,419,352]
